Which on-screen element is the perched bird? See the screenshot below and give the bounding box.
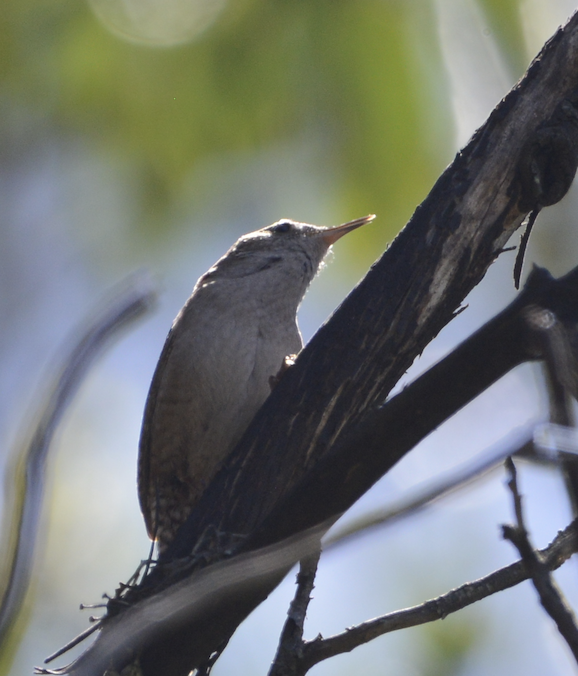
[138,214,375,551]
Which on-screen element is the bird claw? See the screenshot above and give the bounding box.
[269,354,298,391]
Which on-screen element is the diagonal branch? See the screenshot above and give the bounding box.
[299,517,578,673]
[167,10,578,561]
[503,458,578,663]
[245,265,578,551]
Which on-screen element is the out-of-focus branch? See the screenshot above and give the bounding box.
[536,309,578,515]
[0,273,157,652]
[39,524,327,676]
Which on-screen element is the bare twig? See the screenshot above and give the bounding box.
[502,458,578,663]
[43,625,102,666]
[298,516,578,673]
[0,272,157,651]
[269,548,321,676]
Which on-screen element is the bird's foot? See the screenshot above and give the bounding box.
[269,354,298,390]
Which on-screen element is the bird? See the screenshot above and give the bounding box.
[137,214,375,552]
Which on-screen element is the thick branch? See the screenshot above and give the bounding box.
[246,266,578,549]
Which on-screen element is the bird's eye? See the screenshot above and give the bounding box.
[271,221,292,234]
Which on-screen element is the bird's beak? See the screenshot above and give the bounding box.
[321,214,376,246]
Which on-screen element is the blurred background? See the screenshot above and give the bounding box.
[1,0,578,674]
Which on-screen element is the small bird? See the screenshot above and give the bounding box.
[138,214,375,551]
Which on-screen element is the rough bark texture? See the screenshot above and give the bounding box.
[61,11,578,676]
[246,265,578,551]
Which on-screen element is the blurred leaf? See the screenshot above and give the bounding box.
[418,611,483,676]
[0,0,453,241]
[477,0,528,75]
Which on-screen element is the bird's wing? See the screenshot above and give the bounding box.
[137,322,180,538]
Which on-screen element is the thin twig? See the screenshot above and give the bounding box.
[43,624,102,665]
[502,458,578,664]
[298,516,578,673]
[269,548,321,676]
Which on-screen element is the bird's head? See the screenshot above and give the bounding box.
[211,214,375,283]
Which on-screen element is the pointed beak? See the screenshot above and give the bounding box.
[321,214,376,246]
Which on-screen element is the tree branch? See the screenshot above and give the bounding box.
[269,549,321,676]
[245,265,578,551]
[299,517,578,673]
[0,273,156,653]
[502,458,578,663]
[171,11,578,558]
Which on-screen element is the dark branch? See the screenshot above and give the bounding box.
[299,516,578,673]
[269,549,321,676]
[166,13,578,562]
[502,458,578,662]
[245,265,578,551]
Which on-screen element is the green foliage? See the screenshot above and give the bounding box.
[0,0,534,241]
[0,0,461,240]
[417,611,483,676]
